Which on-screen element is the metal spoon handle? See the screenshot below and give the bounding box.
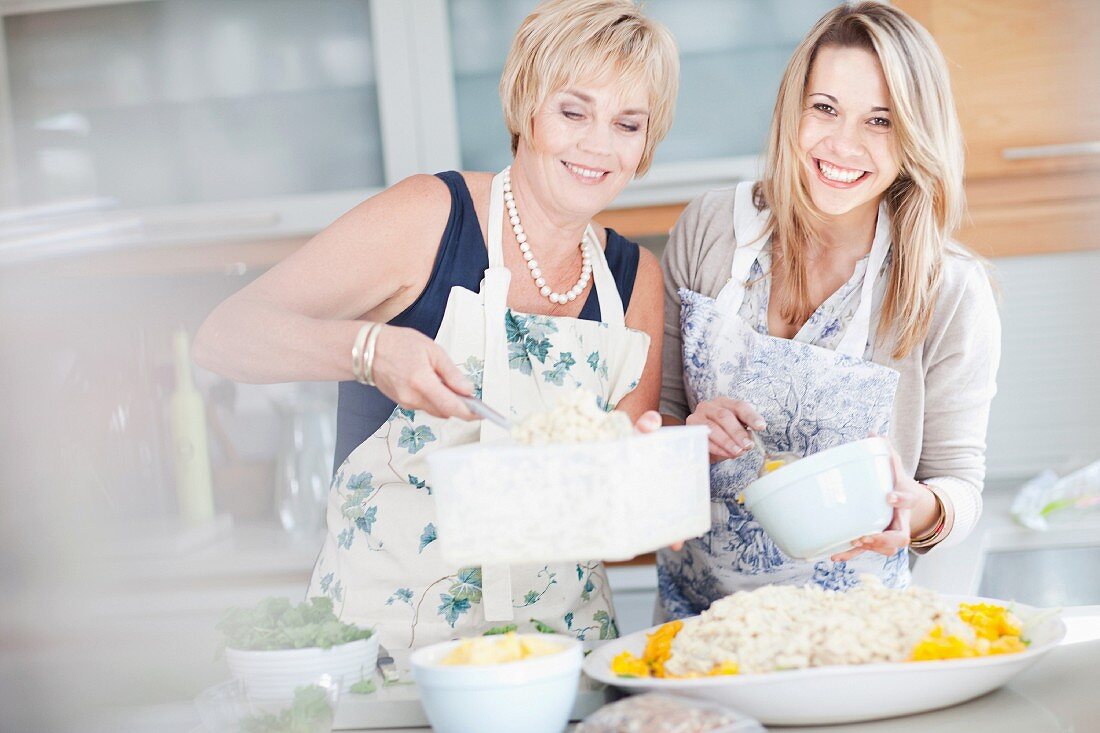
[459,395,512,430]
[748,428,768,457]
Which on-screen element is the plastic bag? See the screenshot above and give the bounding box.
[576,693,764,733]
[1011,458,1100,531]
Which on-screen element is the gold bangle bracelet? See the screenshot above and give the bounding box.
[910,483,953,549]
[361,323,383,387]
[351,322,373,384]
[910,496,944,545]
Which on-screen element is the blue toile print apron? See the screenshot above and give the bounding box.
[308,170,650,648]
[657,181,908,621]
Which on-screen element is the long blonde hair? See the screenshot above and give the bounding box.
[759,1,965,360]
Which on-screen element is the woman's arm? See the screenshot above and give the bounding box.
[834,256,1001,561]
[193,174,474,418]
[913,257,1002,551]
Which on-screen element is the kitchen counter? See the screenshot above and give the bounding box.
[911,485,1100,601]
[779,636,1100,733]
[100,617,1099,733]
[95,480,1100,732]
[331,635,1099,733]
[327,482,1100,733]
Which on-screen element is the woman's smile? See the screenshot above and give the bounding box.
[813,157,870,188]
[561,160,611,184]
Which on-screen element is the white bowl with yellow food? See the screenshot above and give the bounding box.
[741,436,894,559]
[584,581,1065,726]
[410,632,582,733]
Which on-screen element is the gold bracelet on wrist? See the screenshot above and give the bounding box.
[910,483,951,549]
[351,322,373,383]
[361,323,383,387]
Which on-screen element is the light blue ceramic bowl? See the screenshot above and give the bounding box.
[410,634,582,733]
[741,437,894,560]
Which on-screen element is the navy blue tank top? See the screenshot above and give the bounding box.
[333,171,641,472]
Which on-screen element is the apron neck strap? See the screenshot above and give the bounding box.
[480,170,512,443]
[716,181,770,314]
[486,171,507,270]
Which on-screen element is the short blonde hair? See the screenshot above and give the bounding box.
[759,1,966,359]
[500,0,679,176]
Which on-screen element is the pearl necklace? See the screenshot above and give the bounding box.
[503,166,592,305]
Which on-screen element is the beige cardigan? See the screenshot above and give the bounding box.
[660,187,1001,551]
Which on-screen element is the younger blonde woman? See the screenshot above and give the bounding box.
[658,1,999,618]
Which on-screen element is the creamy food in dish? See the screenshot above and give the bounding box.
[511,388,632,445]
[441,632,562,665]
[612,577,1028,678]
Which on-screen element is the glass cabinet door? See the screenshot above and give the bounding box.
[3,0,384,210]
[447,0,834,183]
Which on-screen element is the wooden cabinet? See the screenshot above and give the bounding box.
[897,0,1100,256]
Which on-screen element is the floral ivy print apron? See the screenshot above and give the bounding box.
[656,181,908,621]
[309,171,649,649]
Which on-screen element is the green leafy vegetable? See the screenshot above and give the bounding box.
[482,624,518,636]
[530,618,557,634]
[349,678,376,695]
[218,596,373,651]
[238,684,334,733]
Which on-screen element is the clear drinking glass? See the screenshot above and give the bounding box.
[195,675,340,733]
[274,397,335,538]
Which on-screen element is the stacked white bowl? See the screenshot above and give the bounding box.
[225,635,379,700]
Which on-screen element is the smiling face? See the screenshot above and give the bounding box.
[798,45,901,225]
[514,76,649,220]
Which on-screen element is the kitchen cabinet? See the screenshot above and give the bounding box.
[4,0,1092,269]
[896,0,1100,256]
[0,0,392,255]
[0,0,832,269]
[0,0,453,264]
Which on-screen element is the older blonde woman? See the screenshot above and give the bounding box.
[658,1,999,618]
[195,0,677,649]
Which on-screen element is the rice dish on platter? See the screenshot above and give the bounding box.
[612,577,1032,679]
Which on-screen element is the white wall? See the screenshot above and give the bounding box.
[984,249,1100,484]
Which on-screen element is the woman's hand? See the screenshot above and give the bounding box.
[370,326,477,420]
[632,410,662,434]
[830,440,938,562]
[686,398,766,463]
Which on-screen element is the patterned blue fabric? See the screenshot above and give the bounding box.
[658,286,908,620]
[738,248,891,352]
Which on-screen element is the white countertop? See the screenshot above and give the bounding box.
[91,482,1100,733]
[99,629,1100,733]
[345,635,1100,733]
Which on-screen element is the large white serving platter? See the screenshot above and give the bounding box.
[583,596,1066,726]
